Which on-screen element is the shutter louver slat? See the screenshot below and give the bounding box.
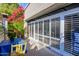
[64,13,79,56]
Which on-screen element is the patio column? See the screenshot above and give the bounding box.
[1,13,8,40]
[60,15,64,51]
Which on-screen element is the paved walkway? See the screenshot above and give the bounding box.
[26,40,60,56]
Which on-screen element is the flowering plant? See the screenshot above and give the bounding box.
[8,6,24,38]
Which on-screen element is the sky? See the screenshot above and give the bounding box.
[19,3,29,9]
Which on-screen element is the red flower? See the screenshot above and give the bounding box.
[8,6,24,23]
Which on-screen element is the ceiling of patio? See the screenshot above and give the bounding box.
[25,3,71,21]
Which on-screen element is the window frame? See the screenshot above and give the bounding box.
[28,7,79,55]
[44,19,50,36]
[51,17,60,39]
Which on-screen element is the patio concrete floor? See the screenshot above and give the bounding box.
[25,40,60,56]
